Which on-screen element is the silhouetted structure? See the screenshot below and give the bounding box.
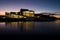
[0,9,57,21]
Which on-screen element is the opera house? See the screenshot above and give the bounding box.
[5,9,34,19]
[0,9,58,21]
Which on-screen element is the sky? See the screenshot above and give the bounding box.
[0,0,60,15]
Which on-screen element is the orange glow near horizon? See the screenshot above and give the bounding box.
[53,15,60,18]
[0,11,5,15]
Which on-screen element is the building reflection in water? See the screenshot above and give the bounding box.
[5,21,34,32]
[0,22,5,29]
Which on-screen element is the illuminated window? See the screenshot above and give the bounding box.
[23,11,34,17]
[30,12,34,14]
[19,16,23,18]
[23,13,26,15]
[25,11,30,13]
[26,13,30,16]
[23,11,26,15]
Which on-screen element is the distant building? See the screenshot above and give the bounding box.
[34,14,43,18]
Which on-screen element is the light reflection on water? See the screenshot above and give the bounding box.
[0,22,5,28]
[5,21,34,32]
[0,21,35,32]
[0,20,60,34]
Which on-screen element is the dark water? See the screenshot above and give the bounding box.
[0,20,60,37]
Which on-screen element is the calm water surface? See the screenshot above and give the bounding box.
[0,20,60,35]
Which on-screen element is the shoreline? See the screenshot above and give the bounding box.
[0,18,56,22]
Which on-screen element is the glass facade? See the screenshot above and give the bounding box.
[23,11,34,17]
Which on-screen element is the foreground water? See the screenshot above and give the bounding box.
[0,20,60,36]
